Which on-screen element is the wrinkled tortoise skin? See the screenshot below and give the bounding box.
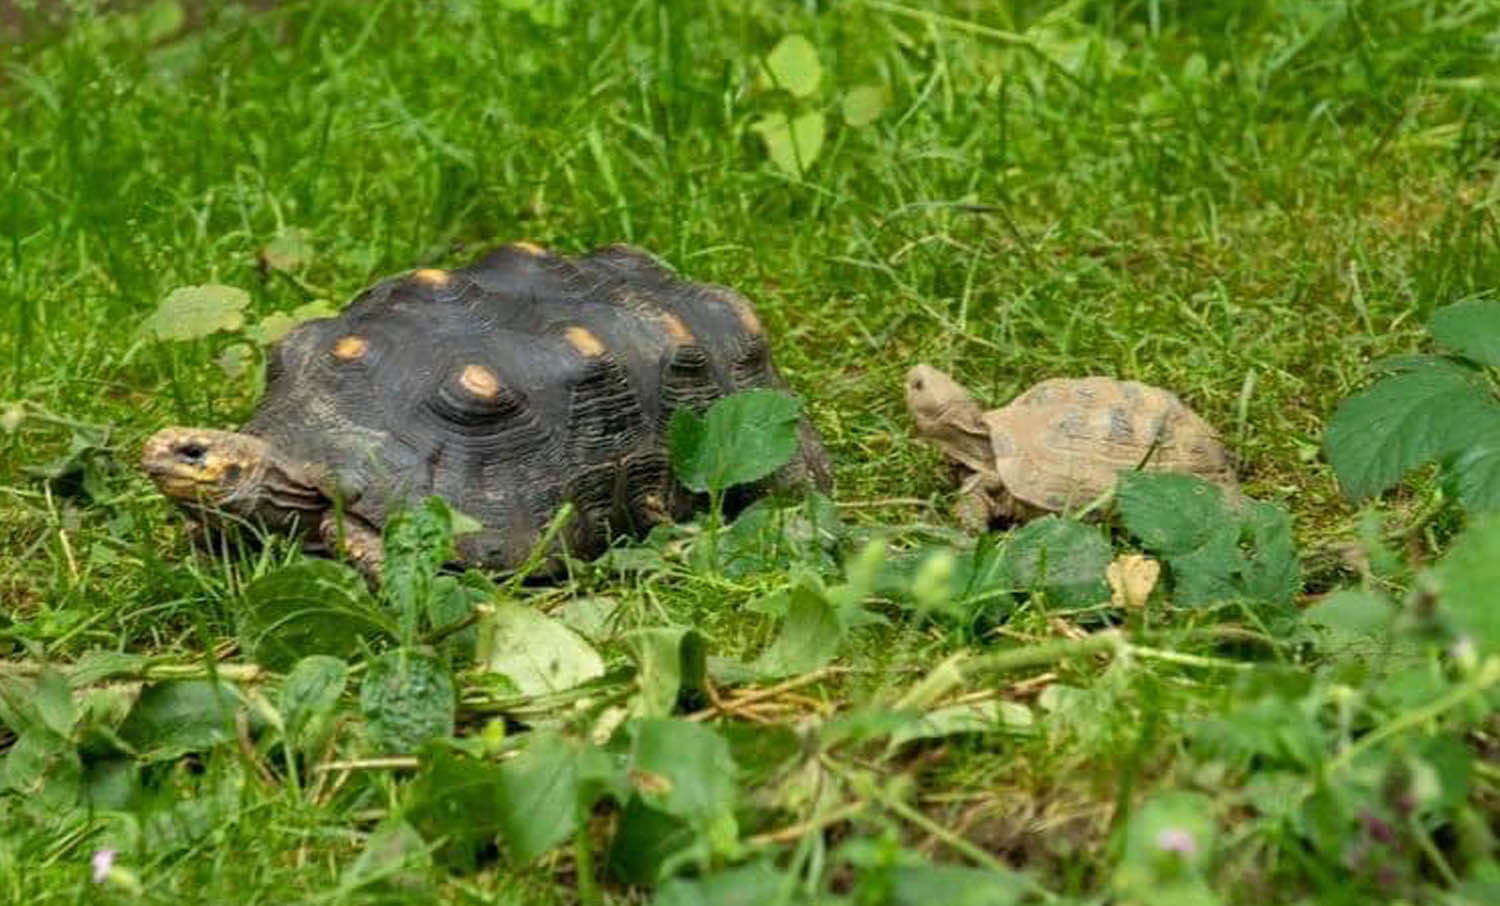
[248,242,831,568]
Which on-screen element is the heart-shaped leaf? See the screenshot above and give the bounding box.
[751,112,826,177]
[761,34,822,97]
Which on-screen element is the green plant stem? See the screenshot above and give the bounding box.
[829,758,1056,901]
[573,803,601,906]
[1330,656,1500,773]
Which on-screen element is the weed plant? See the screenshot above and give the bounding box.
[3,1,1500,904]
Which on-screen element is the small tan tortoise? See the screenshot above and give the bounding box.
[904,364,1238,530]
[141,242,832,578]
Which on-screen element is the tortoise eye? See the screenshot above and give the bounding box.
[175,442,207,465]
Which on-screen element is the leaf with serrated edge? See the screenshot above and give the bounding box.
[1454,428,1500,513]
[141,284,249,341]
[1003,516,1111,605]
[762,34,822,97]
[669,389,802,493]
[1118,471,1226,556]
[477,602,605,695]
[1430,299,1500,369]
[1324,365,1500,500]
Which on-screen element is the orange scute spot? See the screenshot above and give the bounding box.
[459,364,500,399]
[410,268,452,287]
[332,335,368,360]
[564,326,606,357]
[661,313,694,344]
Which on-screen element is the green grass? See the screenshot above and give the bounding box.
[4,0,1500,903]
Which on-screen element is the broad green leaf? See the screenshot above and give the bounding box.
[403,746,508,870]
[628,719,737,841]
[1167,513,1288,608]
[652,861,789,906]
[117,681,240,759]
[359,649,455,755]
[753,583,843,677]
[258,227,313,273]
[1117,473,1299,607]
[1454,428,1500,513]
[141,284,249,341]
[607,796,697,886]
[1433,515,1500,656]
[1324,365,1500,500]
[1430,299,1500,369]
[1003,516,1111,605]
[1117,471,1227,556]
[496,732,623,862]
[841,83,889,127]
[241,560,394,671]
[1302,589,1396,659]
[0,729,80,805]
[279,655,348,751]
[476,601,605,695]
[751,111,826,177]
[669,390,803,494]
[623,627,708,718]
[382,497,456,642]
[67,650,149,686]
[34,669,74,738]
[340,818,434,897]
[762,34,822,97]
[426,574,488,660]
[247,300,338,345]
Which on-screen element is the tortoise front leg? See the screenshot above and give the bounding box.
[319,510,385,584]
[952,472,1007,533]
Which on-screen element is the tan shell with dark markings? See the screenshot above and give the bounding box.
[986,376,1238,512]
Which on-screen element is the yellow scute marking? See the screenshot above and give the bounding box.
[332,335,368,360]
[564,326,606,357]
[459,364,500,399]
[410,268,452,286]
[725,293,762,335]
[661,313,693,344]
[510,241,547,256]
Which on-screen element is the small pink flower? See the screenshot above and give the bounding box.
[1155,827,1197,856]
[91,849,116,883]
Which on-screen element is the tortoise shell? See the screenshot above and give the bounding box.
[985,376,1237,512]
[247,242,831,568]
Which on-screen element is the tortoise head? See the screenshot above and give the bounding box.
[141,427,327,532]
[904,364,995,475]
